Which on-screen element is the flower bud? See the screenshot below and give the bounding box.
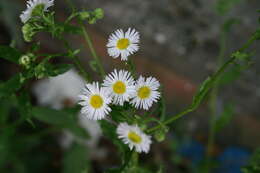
[19,53,34,69]
[94,8,104,19]
[154,127,169,142]
[22,23,36,42]
[79,11,90,20]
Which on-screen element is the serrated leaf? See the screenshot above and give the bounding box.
[62,143,90,173]
[0,45,21,64]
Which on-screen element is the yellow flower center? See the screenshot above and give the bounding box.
[137,86,151,99]
[128,131,142,144]
[117,38,130,50]
[113,81,126,94]
[90,95,103,109]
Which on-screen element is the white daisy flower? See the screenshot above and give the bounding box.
[131,76,160,110]
[20,0,54,23]
[107,28,140,61]
[117,122,152,153]
[103,69,135,106]
[78,82,112,120]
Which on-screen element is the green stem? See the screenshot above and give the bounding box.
[205,26,228,173]
[64,0,105,78]
[79,21,106,78]
[126,59,137,79]
[61,38,92,82]
[146,31,258,134]
[73,56,92,82]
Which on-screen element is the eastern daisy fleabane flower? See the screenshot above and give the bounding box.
[78,82,112,120]
[103,69,135,106]
[107,28,140,61]
[20,0,54,23]
[117,122,152,153]
[131,76,160,110]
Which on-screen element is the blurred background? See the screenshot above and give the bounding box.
[0,0,260,172]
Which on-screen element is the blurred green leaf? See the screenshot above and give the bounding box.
[191,77,213,109]
[0,45,22,64]
[34,63,73,79]
[0,73,24,99]
[32,107,89,138]
[222,18,240,33]
[214,104,234,132]
[63,24,82,34]
[47,64,73,77]
[218,65,242,85]
[216,0,242,15]
[242,148,260,173]
[62,143,90,173]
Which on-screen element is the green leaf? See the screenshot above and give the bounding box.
[222,18,240,33]
[31,107,89,138]
[47,64,73,77]
[0,45,22,64]
[215,0,242,15]
[62,143,90,173]
[242,148,260,173]
[63,24,82,34]
[191,77,213,109]
[214,104,234,132]
[0,73,24,99]
[218,65,242,85]
[34,63,73,79]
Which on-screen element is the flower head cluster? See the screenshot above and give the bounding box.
[20,0,54,23]
[79,70,160,120]
[78,70,160,153]
[77,28,161,153]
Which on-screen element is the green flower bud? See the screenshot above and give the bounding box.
[79,11,90,20]
[154,127,169,142]
[19,53,34,69]
[19,73,26,84]
[94,8,104,19]
[35,64,46,79]
[31,4,45,17]
[22,23,36,42]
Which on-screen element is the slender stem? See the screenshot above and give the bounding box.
[73,56,92,82]
[147,32,257,134]
[61,38,92,82]
[126,59,137,79]
[64,0,105,78]
[205,26,228,173]
[79,21,106,78]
